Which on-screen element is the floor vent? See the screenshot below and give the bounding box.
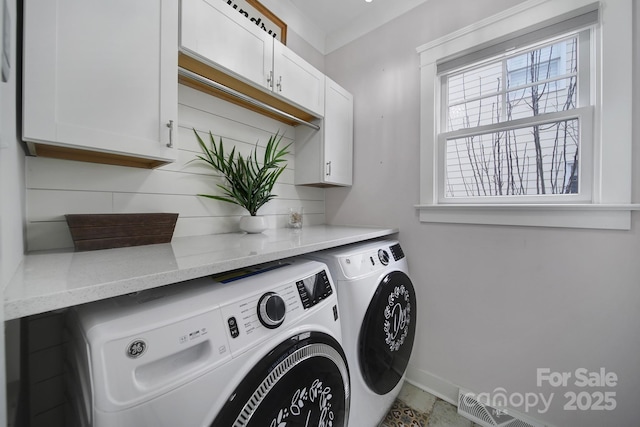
[457,389,545,427]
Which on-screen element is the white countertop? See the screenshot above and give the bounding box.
[4,225,397,320]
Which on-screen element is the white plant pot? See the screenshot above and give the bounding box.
[239,215,268,234]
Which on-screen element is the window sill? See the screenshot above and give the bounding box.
[415,204,640,230]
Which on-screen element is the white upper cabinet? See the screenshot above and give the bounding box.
[180,0,273,89]
[22,0,178,168]
[323,78,353,186]
[272,40,325,117]
[295,77,353,187]
[179,0,324,118]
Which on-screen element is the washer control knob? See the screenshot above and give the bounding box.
[378,249,390,266]
[257,292,286,329]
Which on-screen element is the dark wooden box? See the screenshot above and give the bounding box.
[65,213,179,251]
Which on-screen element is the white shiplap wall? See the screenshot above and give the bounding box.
[25,85,325,251]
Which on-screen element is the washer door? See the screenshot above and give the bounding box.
[211,332,350,427]
[359,270,416,395]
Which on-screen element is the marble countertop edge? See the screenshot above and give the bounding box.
[4,225,398,320]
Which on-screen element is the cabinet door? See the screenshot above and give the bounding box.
[180,0,273,90]
[323,78,353,186]
[272,40,325,117]
[23,0,177,164]
[294,78,353,187]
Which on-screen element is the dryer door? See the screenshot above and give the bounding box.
[359,270,416,395]
[211,332,350,427]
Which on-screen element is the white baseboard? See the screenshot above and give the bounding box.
[404,364,460,405]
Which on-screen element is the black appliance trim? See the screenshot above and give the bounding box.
[210,332,350,426]
[358,270,416,395]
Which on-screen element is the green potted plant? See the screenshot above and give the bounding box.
[193,129,291,233]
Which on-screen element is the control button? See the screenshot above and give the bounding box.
[257,292,286,329]
[295,281,311,309]
[378,249,390,266]
[228,316,240,338]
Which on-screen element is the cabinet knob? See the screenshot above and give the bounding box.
[166,120,174,148]
[326,160,332,176]
[277,76,283,92]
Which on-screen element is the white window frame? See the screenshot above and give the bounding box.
[437,107,593,204]
[415,0,639,230]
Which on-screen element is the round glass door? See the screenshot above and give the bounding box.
[211,332,350,427]
[358,270,416,395]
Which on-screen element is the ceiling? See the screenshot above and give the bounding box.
[288,0,382,35]
[262,0,431,54]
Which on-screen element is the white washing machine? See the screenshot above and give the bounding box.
[306,240,417,427]
[65,259,350,427]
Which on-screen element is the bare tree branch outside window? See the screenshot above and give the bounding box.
[444,36,580,198]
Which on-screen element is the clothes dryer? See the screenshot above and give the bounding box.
[306,240,417,427]
[66,259,350,427]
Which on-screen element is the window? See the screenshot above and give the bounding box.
[416,0,636,229]
[440,32,591,202]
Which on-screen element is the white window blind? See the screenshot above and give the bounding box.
[435,9,598,75]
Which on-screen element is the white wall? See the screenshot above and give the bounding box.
[285,29,325,73]
[0,0,25,422]
[25,84,325,251]
[325,1,640,426]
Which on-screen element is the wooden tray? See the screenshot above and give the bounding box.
[65,213,179,251]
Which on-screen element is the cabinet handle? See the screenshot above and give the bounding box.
[326,161,332,176]
[277,76,282,92]
[166,120,174,148]
[267,71,274,89]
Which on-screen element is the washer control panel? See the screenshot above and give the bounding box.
[220,281,302,355]
[295,270,333,309]
[338,247,395,279]
[213,261,337,357]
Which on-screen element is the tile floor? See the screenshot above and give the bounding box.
[379,382,483,427]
